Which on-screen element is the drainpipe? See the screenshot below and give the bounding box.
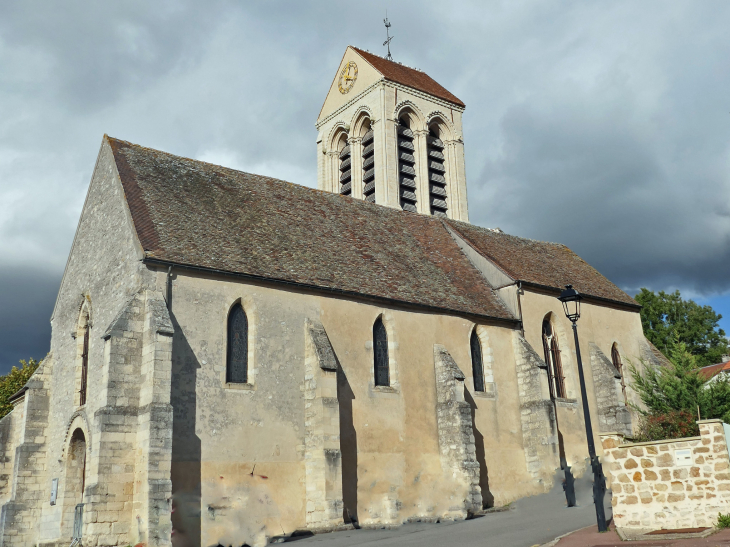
[166,266,173,311]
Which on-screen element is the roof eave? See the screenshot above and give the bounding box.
[518,280,641,311]
[143,257,520,327]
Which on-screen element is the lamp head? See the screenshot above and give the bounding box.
[558,284,582,323]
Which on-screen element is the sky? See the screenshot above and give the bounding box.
[1,1,729,374]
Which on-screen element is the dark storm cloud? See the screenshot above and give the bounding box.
[1,1,729,371]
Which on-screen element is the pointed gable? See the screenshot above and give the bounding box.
[351,47,464,108]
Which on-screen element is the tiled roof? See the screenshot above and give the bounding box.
[445,220,638,307]
[352,47,465,108]
[699,361,730,381]
[107,137,514,322]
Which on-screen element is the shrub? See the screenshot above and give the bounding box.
[0,359,40,419]
[717,513,730,529]
[632,409,700,442]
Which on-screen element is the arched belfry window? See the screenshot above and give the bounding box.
[542,319,566,399]
[397,116,417,212]
[470,330,485,392]
[361,120,376,203]
[427,125,448,217]
[226,303,249,383]
[373,317,389,386]
[612,343,628,405]
[338,133,352,196]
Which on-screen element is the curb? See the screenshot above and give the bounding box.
[536,525,593,547]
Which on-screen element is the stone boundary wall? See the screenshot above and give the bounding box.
[601,419,730,533]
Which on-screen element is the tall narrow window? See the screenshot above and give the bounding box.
[427,127,448,216]
[227,303,248,383]
[373,317,389,386]
[470,330,485,392]
[338,135,352,196]
[397,118,417,212]
[542,319,566,399]
[612,344,628,405]
[79,324,89,406]
[362,127,375,202]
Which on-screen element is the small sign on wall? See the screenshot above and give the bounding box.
[674,448,693,466]
[50,478,58,505]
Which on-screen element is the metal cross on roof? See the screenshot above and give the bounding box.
[383,14,393,61]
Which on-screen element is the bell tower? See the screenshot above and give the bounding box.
[315,46,469,222]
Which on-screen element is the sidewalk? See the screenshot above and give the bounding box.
[552,523,730,546]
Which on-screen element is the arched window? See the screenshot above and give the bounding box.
[397,116,417,212]
[470,330,485,392]
[338,133,352,196]
[361,120,376,203]
[226,303,249,383]
[427,125,448,217]
[373,317,389,386]
[80,323,89,406]
[542,319,566,399]
[612,343,628,405]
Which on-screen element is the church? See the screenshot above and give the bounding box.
[0,46,659,547]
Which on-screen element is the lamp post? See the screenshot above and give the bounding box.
[558,285,608,532]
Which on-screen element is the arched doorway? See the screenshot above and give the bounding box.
[62,428,87,540]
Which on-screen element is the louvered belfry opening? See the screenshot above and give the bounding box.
[428,126,448,217]
[397,118,417,212]
[362,127,375,203]
[339,135,352,196]
[470,330,485,392]
[227,303,249,383]
[373,317,389,386]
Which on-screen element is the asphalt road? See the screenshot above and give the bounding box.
[291,474,611,547]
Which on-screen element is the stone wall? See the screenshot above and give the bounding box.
[602,419,730,533]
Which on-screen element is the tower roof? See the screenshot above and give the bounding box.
[351,47,465,108]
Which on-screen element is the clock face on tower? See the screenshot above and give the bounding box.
[338,62,358,94]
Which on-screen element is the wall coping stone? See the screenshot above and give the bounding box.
[618,436,701,448]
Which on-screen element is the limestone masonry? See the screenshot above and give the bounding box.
[0,46,655,547]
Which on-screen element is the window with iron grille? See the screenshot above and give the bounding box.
[542,319,566,399]
[397,119,417,213]
[80,325,89,406]
[362,128,375,202]
[612,344,628,405]
[427,128,448,217]
[373,317,389,386]
[470,330,485,392]
[227,303,248,383]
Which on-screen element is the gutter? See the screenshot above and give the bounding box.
[518,280,642,311]
[142,257,521,328]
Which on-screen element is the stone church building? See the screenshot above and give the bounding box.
[0,46,659,547]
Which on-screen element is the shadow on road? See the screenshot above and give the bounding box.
[291,466,612,547]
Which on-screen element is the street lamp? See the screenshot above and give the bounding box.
[557,285,608,532]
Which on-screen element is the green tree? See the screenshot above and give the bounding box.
[0,358,40,419]
[629,333,730,440]
[636,288,729,368]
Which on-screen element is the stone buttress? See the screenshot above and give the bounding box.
[588,343,632,436]
[512,332,560,484]
[433,345,482,515]
[303,320,345,530]
[0,361,51,546]
[82,289,173,547]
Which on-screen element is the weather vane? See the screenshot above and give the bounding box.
[383,12,393,61]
